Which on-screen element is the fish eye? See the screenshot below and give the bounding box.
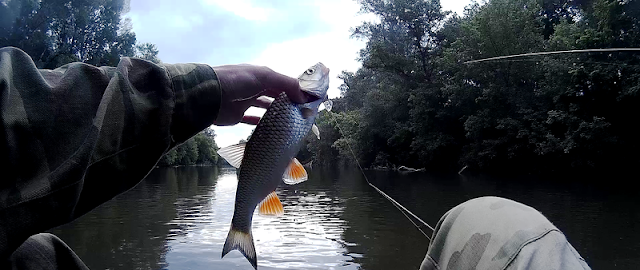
[306,68,315,75]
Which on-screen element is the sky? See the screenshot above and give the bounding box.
[127,0,471,148]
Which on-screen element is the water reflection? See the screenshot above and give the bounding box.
[48,166,639,270]
[48,167,218,269]
[50,167,359,270]
[337,169,640,270]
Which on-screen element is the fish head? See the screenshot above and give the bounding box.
[298,62,330,100]
[297,63,330,118]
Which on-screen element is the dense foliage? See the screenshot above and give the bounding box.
[311,0,640,175]
[0,0,161,67]
[158,129,220,166]
[1,0,137,67]
[1,0,215,166]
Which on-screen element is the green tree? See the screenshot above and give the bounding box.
[135,42,161,63]
[158,129,220,166]
[322,0,452,169]
[194,131,218,164]
[311,0,640,176]
[0,0,137,68]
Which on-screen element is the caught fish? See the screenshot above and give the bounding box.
[217,63,331,269]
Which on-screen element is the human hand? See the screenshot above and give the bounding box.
[212,65,317,126]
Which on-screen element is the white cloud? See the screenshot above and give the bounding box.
[309,0,376,29]
[250,32,366,99]
[169,14,204,29]
[212,0,372,147]
[214,124,254,148]
[442,0,473,15]
[201,0,273,21]
[212,0,471,148]
[249,0,376,99]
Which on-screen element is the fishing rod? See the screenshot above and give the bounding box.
[464,48,640,64]
[314,48,640,242]
[318,48,640,241]
[326,111,435,241]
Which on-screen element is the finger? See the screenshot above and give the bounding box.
[253,96,273,109]
[241,115,261,125]
[284,86,321,104]
[260,71,311,104]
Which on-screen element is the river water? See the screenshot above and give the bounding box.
[49,166,639,269]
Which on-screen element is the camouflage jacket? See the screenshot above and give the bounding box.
[0,47,221,259]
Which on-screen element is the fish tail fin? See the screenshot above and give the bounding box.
[222,226,257,269]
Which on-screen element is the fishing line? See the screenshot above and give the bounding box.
[325,111,434,241]
[464,48,640,64]
[465,58,640,66]
[318,49,640,240]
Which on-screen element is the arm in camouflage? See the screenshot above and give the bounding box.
[0,47,221,259]
[420,196,592,270]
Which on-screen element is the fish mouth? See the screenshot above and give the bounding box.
[322,66,330,74]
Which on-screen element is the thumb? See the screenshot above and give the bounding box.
[262,71,317,104]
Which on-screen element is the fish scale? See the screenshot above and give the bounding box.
[220,63,330,270]
[232,92,313,231]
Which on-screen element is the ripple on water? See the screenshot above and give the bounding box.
[163,169,361,269]
[48,167,640,270]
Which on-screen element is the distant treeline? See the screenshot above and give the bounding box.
[158,129,220,166]
[307,0,640,175]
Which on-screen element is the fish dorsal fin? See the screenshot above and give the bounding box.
[283,158,308,185]
[217,143,246,168]
[258,191,284,216]
[312,124,320,140]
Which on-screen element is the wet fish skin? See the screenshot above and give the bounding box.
[221,63,330,269]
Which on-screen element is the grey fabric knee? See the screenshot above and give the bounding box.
[420,196,591,270]
[9,233,88,270]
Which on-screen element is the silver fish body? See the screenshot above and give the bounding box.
[220,63,330,269]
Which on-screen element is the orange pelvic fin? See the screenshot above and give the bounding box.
[283,158,308,185]
[258,191,284,216]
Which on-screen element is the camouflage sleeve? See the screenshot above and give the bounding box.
[0,46,221,259]
[420,196,591,270]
